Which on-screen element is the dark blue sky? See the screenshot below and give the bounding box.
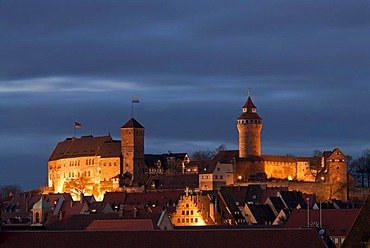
[1,0,370,191]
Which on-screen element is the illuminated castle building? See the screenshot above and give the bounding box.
[199,93,347,195]
[48,118,145,199]
[48,93,347,200]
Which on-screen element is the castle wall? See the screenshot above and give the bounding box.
[241,181,347,201]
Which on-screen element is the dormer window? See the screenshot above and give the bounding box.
[251,108,256,113]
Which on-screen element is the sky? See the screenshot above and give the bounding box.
[1,0,370,191]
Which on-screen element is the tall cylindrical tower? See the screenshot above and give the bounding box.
[237,94,262,157]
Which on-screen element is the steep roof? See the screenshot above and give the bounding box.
[243,96,257,109]
[121,118,144,129]
[286,209,360,237]
[247,204,276,224]
[49,135,120,161]
[238,97,262,120]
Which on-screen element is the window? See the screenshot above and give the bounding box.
[195,218,198,223]
[215,175,218,179]
[217,167,220,171]
[182,211,185,215]
[191,210,193,215]
[186,211,189,215]
[220,175,223,179]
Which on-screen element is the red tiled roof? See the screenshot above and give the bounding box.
[259,187,288,204]
[238,112,262,120]
[102,192,127,206]
[285,209,360,236]
[0,229,326,248]
[49,135,117,160]
[85,219,154,231]
[60,201,87,215]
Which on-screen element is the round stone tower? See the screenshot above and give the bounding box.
[237,93,262,157]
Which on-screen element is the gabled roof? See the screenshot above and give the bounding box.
[199,150,238,174]
[266,196,286,214]
[85,219,154,231]
[286,209,360,237]
[44,213,119,230]
[219,186,249,206]
[88,202,113,214]
[49,135,120,161]
[247,204,276,224]
[259,187,288,204]
[121,118,144,129]
[60,201,87,215]
[245,185,263,204]
[102,192,127,207]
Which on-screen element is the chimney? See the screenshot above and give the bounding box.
[133,207,138,218]
[118,205,124,218]
[59,211,64,221]
[70,201,73,208]
[80,193,84,204]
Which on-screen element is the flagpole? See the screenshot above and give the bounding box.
[74,123,76,137]
[131,97,134,118]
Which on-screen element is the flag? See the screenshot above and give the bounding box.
[75,122,82,128]
[132,97,140,103]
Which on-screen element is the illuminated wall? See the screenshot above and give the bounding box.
[171,188,206,226]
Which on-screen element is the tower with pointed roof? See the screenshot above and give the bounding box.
[237,92,262,157]
[121,118,145,184]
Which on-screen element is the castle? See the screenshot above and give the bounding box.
[199,94,347,193]
[47,93,347,200]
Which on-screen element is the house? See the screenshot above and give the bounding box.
[199,150,237,190]
[285,208,360,247]
[88,202,113,214]
[244,204,275,225]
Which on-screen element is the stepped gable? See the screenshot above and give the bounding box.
[121,118,144,129]
[49,135,115,161]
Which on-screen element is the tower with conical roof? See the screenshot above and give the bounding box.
[121,118,145,184]
[237,92,262,157]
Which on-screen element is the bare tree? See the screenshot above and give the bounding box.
[0,185,22,198]
[192,144,228,162]
[310,149,324,182]
[63,174,91,196]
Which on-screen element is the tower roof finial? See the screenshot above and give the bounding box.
[248,88,251,97]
